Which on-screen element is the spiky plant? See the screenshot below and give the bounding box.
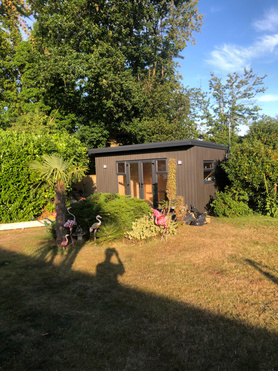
[30,154,88,245]
[166,158,177,216]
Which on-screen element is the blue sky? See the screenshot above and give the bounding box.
[178,0,278,131]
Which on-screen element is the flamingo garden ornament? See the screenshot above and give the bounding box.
[89,215,102,241]
[64,207,77,234]
[61,234,70,250]
[151,208,169,242]
[64,207,77,246]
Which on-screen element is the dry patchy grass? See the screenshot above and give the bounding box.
[0,216,277,370]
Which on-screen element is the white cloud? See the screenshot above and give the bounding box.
[253,7,278,32]
[205,5,278,73]
[258,94,278,102]
[205,34,278,72]
[205,44,250,72]
[210,6,222,14]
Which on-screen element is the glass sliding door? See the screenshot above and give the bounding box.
[157,173,167,204]
[117,162,127,195]
[142,162,153,204]
[130,162,140,198]
[116,159,167,207]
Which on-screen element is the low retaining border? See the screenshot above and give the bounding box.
[0,220,46,231]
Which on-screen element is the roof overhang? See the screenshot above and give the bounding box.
[88,139,228,156]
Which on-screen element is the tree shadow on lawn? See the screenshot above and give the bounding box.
[33,235,88,270]
[0,246,277,370]
[245,259,278,286]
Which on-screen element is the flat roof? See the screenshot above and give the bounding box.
[88,139,228,155]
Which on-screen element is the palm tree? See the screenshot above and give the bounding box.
[30,154,88,245]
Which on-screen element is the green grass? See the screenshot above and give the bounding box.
[0,215,277,370]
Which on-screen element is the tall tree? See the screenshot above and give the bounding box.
[0,0,34,128]
[6,0,203,145]
[202,69,266,146]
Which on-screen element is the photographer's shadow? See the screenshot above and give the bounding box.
[96,248,125,288]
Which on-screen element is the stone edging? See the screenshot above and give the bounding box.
[0,220,46,231]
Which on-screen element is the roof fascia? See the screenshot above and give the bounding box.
[88,139,228,155]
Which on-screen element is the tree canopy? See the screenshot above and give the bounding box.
[200,69,266,146]
[1,0,203,146]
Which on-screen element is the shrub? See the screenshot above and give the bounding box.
[103,195,151,230]
[68,193,151,238]
[222,119,278,216]
[210,189,252,217]
[125,215,177,241]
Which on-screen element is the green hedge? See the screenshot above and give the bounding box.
[0,129,88,223]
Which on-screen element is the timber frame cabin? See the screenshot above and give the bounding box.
[88,139,228,212]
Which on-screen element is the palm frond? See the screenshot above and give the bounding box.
[30,154,70,186]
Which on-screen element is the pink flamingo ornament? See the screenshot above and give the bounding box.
[64,207,77,234]
[61,234,70,250]
[151,208,169,242]
[64,207,77,245]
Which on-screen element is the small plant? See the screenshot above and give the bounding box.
[125,215,177,241]
[96,222,124,243]
[174,196,187,223]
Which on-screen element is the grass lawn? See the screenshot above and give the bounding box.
[0,215,277,370]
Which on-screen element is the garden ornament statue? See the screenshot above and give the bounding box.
[64,207,77,234]
[151,208,169,242]
[89,215,102,241]
[64,207,77,245]
[61,234,70,250]
[74,225,86,241]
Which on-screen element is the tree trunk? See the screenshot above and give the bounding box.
[55,180,66,246]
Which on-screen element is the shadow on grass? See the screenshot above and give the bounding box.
[0,246,277,370]
[33,236,88,270]
[245,258,278,286]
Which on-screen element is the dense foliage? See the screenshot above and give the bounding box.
[0,129,88,223]
[212,117,278,217]
[125,215,177,241]
[210,190,252,218]
[1,0,203,146]
[67,193,152,239]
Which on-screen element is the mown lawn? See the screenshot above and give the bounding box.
[0,215,277,370]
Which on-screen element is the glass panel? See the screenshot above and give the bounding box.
[117,162,125,173]
[204,170,214,182]
[117,174,127,195]
[157,159,166,172]
[204,162,214,182]
[157,173,167,204]
[130,162,139,198]
[143,162,153,204]
[204,162,213,169]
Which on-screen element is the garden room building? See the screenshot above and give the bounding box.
[88,139,228,212]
